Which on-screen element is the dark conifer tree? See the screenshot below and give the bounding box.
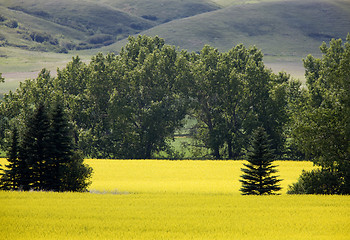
[20,103,52,190]
[45,99,73,191]
[240,127,282,195]
[2,127,20,190]
[1,101,92,192]
[0,126,32,191]
[48,98,92,192]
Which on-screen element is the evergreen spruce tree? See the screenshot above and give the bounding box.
[20,103,52,190]
[45,99,73,191]
[48,98,92,192]
[1,127,20,190]
[240,127,282,195]
[1,101,92,192]
[0,126,32,190]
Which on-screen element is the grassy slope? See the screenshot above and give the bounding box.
[1,0,349,90]
[97,0,350,79]
[96,0,220,24]
[0,0,219,89]
[0,0,217,45]
[129,0,350,55]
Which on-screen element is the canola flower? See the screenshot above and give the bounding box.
[87,159,315,194]
[1,159,349,240]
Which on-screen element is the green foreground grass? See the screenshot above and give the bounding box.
[1,159,350,239]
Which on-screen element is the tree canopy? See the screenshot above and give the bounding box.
[187,44,290,159]
[0,36,293,159]
[0,35,303,160]
[289,35,350,194]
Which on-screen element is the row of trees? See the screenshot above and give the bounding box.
[0,99,92,191]
[0,35,296,160]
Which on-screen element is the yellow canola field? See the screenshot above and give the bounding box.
[1,159,350,240]
[87,159,315,194]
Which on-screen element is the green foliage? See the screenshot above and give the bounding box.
[20,103,52,190]
[290,36,350,194]
[53,36,188,158]
[0,36,300,159]
[188,44,290,159]
[287,169,342,195]
[87,34,114,46]
[0,126,21,190]
[30,31,58,45]
[0,101,92,192]
[240,127,282,195]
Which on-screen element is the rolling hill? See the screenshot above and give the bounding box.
[0,0,349,89]
[104,0,350,56]
[0,0,218,52]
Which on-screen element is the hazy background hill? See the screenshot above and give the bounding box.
[0,0,349,92]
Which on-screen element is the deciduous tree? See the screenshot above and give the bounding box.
[290,36,350,194]
[189,44,290,159]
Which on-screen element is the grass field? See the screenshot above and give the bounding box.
[1,159,350,239]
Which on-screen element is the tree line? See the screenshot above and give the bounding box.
[0,35,349,194]
[0,36,295,160]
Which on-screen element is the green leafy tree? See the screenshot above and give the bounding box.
[188,45,290,159]
[108,35,188,158]
[240,127,282,195]
[0,36,292,160]
[290,36,350,194]
[55,36,188,158]
[0,69,56,153]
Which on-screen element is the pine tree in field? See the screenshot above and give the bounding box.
[48,98,92,192]
[20,103,52,190]
[1,127,20,190]
[0,126,32,191]
[45,99,73,191]
[0,101,92,191]
[240,127,282,195]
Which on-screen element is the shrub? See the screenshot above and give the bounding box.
[5,20,18,28]
[87,34,114,45]
[141,15,158,21]
[287,169,342,194]
[0,15,6,22]
[30,31,56,44]
[60,40,76,50]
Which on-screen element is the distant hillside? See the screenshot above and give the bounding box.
[0,0,218,52]
[0,0,349,87]
[106,0,350,57]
